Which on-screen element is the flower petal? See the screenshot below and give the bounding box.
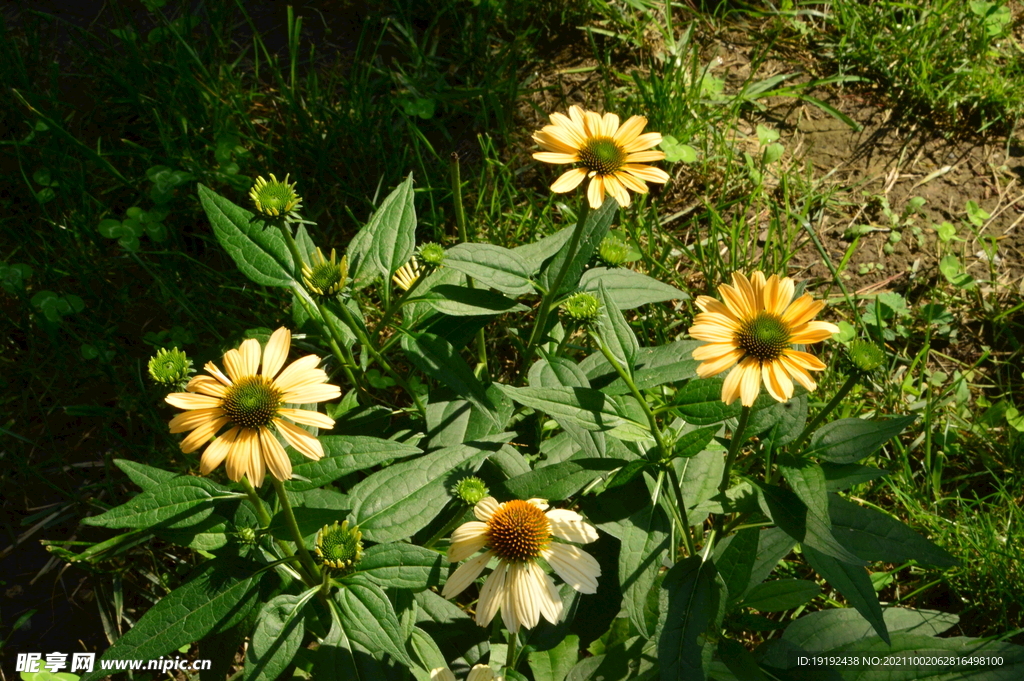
[272,355,323,393]
[603,174,631,207]
[762,360,794,403]
[780,354,817,391]
[508,562,540,630]
[546,509,599,543]
[718,283,751,320]
[248,433,267,488]
[466,664,495,681]
[623,132,662,153]
[586,176,605,209]
[696,348,745,378]
[222,349,247,382]
[281,383,342,404]
[533,128,581,154]
[695,296,740,322]
[783,349,827,372]
[542,543,600,594]
[169,407,225,434]
[204,361,233,386]
[475,497,501,522]
[615,169,649,193]
[262,327,291,379]
[165,392,223,410]
[179,416,230,453]
[475,560,507,626]
[622,163,670,182]
[535,566,563,625]
[764,275,795,316]
[601,112,620,137]
[448,522,490,562]
[613,115,647,146]
[430,669,457,681]
[225,427,256,482]
[583,110,604,138]
[259,426,291,482]
[442,550,493,599]
[533,151,579,164]
[238,339,261,377]
[738,357,762,407]
[200,426,239,475]
[186,375,228,398]
[274,418,324,460]
[278,407,335,429]
[781,294,825,327]
[789,321,840,344]
[688,323,738,343]
[550,168,587,193]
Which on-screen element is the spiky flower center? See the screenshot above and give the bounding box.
[486,500,550,562]
[848,340,885,372]
[561,292,601,323]
[418,242,447,266]
[307,262,345,295]
[249,174,302,217]
[453,476,489,505]
[599,234,631,267]
[148,347,193,386]
[221,375,281,429]
[578,137,625,176]
[315,520,364,571]
[736,312,791,362]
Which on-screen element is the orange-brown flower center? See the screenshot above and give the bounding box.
[578,137,625,176]
[486,500,551,562]
[221,375,281,429]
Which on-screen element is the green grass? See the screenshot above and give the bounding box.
[2,0,1023,661]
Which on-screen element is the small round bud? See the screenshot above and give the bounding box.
[560,292,601,324]
[392,258,422,291]
[418,242,447,267]
[598,234,631,267]
[249,173,302,217]
[302,247,348,296]
[236,526,258,545]
[148,347,194,387]
[452,476,489,505]
[848,340,885,372]
[315,520,364,572]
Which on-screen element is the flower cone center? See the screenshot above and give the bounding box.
[309,263,343,293]
[222,376,281,428]
[486,500,550,562]
[578,138,625,176]
[736,312,790,362]
[316,521,363,570]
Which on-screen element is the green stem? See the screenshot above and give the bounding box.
[423,504,468,549]
[451,152,490,380]
[789,372,859,455]
[720,406,751,496]
[239,475,272,528]
[522,200,591,370]
[505,629,519,671]
[666,464,697,557]
[270,477,321,584]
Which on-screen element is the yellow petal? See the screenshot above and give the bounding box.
[275,418,324,460]
[278,407,335,429]
[780,355,817,391]
[200,426,238,475]
[764,275,795,316]
[583,110,604,138]
[238,338,261,376]
[587,176,605,209]
[762,361,794,403]
[204,361,233,386]
[222,349,247,382]
[613,115,647,146]
[623,131,663,153]
[272,355,323,393]
[789,321,840,344]
[603,174,631,207]
[169,407,225,434]
[622,164,670,183]
[179,416,230,453]
[186,376,228,398]
[721,363,744,405]
[259,426,291,482]
[615,169,649,193]
[782,294,825,327]
[281,383,342,404]
[225,428,256,482]
[550,168,588,193]
[475,561,508,626]
[601,112,620,137]
[262,327,291,379]
[533,151,579,164]
[783,349,827,371]
[688,323,737,343]
[738,358,762,407]
[474,496,501,522]
[533,128,581,154]
[448,522,490,562]
[696,348,745,378]
[165,392,223,410]
[248,433,267,488]
[542,543,600,594]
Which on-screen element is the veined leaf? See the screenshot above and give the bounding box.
[370,173,416,279]
[499,458,625,501]
[756,483,866,566]
[596,280,639,375]
[659,556,717,681]
[244,592,312,681]
[288,435,422,491]
[619,479,670,638]
[114,459,177,491]
[675,378,742,425]
[806,415,917,464]
[499,385,649,440]
[741,579,820,612]
[828,494,957,568]
[403,332,498,427]
[804,545,889,644]
[528,634,579,681]
[414,285,528,316]
[351,542,446,591]
[713,527,760,605]
[444,243,533,296]
[334,576,412,665]
[783,607,960,651]
[82,476,232,530]
[538,198,617,297]
[580,267,687,309]
[530,358,606,459]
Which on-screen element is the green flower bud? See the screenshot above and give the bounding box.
[236,526,258,545]
[249,173,302,217]
[418,242,447,267]
[848,340,885,372]
[302,247,348,296]
[452,476,489,505]
[315,520,364,572]
[148,347,194,387]
[560,292,601,324]
[598,234,631,267]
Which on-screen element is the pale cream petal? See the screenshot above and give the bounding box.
[696,348,745,378]
[542,544,600,594]
[550,168,588,193]
[474,497,501,522]
[475,560,507,626]
[720,363,745,406]
[615,169,649,193]
[613,115,647,146]
[536,567,563,624]
[466,664,495,681]
[272,355,323,393]
[238,338,261,376]
[185,375,228,398]
[781,294,825,327]
[583,110,604,138]
[551,111,587,146]
[783,349,827,372]
[546,509,599,543]
[169,407,225,434]
[501,566,521,633]
[623,131,663,153]
[281,384,342,404]
[200,426,238,475]
[441,550,493,598]
[430,669,457,681]
[277,408,335,429]
[222,349,247,382]
[763,361,794,403]
[789,321,840,344]
[622,163,670,182]
[567,105,586,128]
[165,392,223,410]
[603,174,631,207]
[448,522,490,562]
[259,426,292,482]
[225,428,256,482]
[718,283,751,319]
[179,416,230,453]
[780,355,817,391]
[624,151,668,164]
[601,112,620,137]
[586,176,605,209]
[204,361,233,386]
[533,151,579,164]
[526,498,550,510]
[738,358,763,407]
[275,418,324,460]
[508,563,540,630]
[262,327,291,379]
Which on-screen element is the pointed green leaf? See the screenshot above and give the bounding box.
[619,483,670,638]
[783,607,959,651]
[415,284,527,316]
[675,378,742,425]
[403,332,497,425]
[538,198,617,297]
[530,358,606,459]
[319,601,391,681]
[334,577,412,665]
[82,476,231,530]
[806,415,917,464]
[499,458,625,500]
[713,527,760,605]
[741,579,820,612]
[114,459,177,490]
[370,173,416,279]
[529,634,579,681]
[756,483,866,566]
[659,556,716,681]
[288,436,422,491]
[596,280,639,374]
[828,494,957,568]
[499,385,649,440]
[244,592,312,681]
[803,545,889,644]
[444,243,533,295]
[580,267,687,309]
[352,542,446,591]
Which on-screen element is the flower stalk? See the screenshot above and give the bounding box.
[271,476,322,584]
[451,152,490,380]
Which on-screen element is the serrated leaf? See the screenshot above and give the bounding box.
[741,579,819,612]
[827,495,957,568]
[530,358,606,459]
[244,592,311,681]
[403,332,498,426]
[675,378,742,425]
[499,385,649,439]
[806,415,917,464]
[803,545,889,644]
[756,483,865,566]
[114,459,177,491]
[596,280,639,375]
[370,173,416,279]
[349,436,508,542]
[538,198,617,297]
[513,227,573,274]
[444,242,533,295]
[197,184,294,287]
[319,601,392,681]
[351,542,445,591]
[580,268,687,309]
[288,436,422,492]
[415,285,528,316]
[334,577,412,665]
[619,485,670,638]
[82,476,230,530]
[659,556,716,681]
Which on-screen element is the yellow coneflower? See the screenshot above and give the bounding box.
[688,272,839,407]
[164,327,341,486]
[442,496,601,633]
[532,105,670,209]
[392,257,422,291]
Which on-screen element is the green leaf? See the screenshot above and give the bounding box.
[499,458,625,500]
[580,268,687,309]
[803,545,889,644]
[713,527,760,605]
[499,385,649,441]
[402,332,498,426]
[741,579,819,612]
[348,436,508,542]
[717,638,769,681]
[334,577,412,665]
[244,592,312,681]
[619,483,670,638]
[660,134,698,163]
[443,243,533,296]
[113,459,177,490]
[675,378,742,425]
[603,460,650,490]
[319,601,391,681]
[370,173,416,279]
[755,483,866,566]
[596,281,639,374]
[778,455,830,521]
[806,415,916,464]
[740,528,796,601]
[677,449,726,517]
[782,607,960,651]
[538,198,617,297]
[821,462,888,492]
[157,514,231,551]
[82,476,230,530]
[828,494,957,568]
[351,542,445,591]
[414,285,528,316]
[197,184,294,287]
[584,340,701,395]
[530,358,606,459]
[288,436,421,491]
[78,560,263,681]
[513,227,573,275]
[529,634,580,681]
[672,425,720,459]
[659,556,717,681]
[835,633,1024,680]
